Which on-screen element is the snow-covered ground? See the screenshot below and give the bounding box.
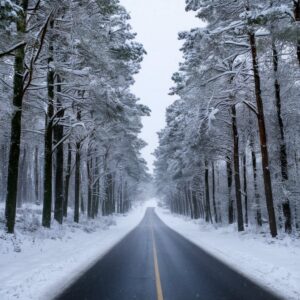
[156,206,300,300]
[0,201,153,300]
[1,199,299,300]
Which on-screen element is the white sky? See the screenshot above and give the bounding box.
[120,0,203,173]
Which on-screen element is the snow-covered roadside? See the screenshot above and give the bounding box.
[0,201,151,300]
[156,206,300,300]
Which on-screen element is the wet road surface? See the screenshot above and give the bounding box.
[56,208,281,300]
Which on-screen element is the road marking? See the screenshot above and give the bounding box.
[150,219,164,300]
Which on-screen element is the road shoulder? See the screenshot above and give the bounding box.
[0,204,147,300]
[155,207,300,300]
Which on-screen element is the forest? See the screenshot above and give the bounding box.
[1,1,300,299]
[1,0,300,241]
[154,0,300,238]
[0,0,150,234]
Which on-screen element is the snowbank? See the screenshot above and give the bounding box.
[0,202,150,300]
[156,207,300,300]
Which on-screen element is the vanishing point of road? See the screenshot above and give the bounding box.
[56,208,281,300]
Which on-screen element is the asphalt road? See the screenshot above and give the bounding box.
[56,208,282,300]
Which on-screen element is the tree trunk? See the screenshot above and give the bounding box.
[123,181,129,213]
[272,41,292,233]
[87,159,92,218]
[80,191,85,213]
[17,147,27,208]
[106,173,114,215]
[211,162,218,223]
[54,75,64,224]
[119,176,124,213]
[250,139,262,226]
[184,184,190,218]
[243,154,248,227]
[34,146,40,204]
[294,0,300,65]
[42,19,55,228]
[0,144,8,202]
[216,166,222,223]
[231,105,244,231]
[111,174,115,214]
[199,194,205,219]
[110,174,114,215]
[92,157,100,218]
[183,186,189,216]
[249,31,277,237]
[74,106,82,223]
[204,160,212,223]
[191,178,200,219]
[74,141,81,223]
[63,143,72,217]
[175,191,180,214]
[5,0,28,233]
[187,183,193,218]
[191,190,199,219]
[226,156,234,224]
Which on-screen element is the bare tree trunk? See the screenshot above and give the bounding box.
[87,159,92,218]
[174,189,180,214]
[63,143,72,217]
[191,190,199,219]
[80,191,85,213]
[5,0,28,233]
[184,183,192,218]
[185,186,189,216]
[272,41,292,233]
[123,181,129,213]
[231,105,244,231]
[74,107,82,223]
[103,174,109,216]
[189,183,194,218]
[294,0,300,65]
[250,139,262,226]
[74,141,81,223]
[94,181,100,217]
[119,175,124,213]
[111,174,116,214]
[92,157,100,218]
[199,195,205,219]
[226,156,234,224]
[249,31,277,237]
[42,20,55,228]
[211,162,218,223]
[191,178,200,219]
[17,147,27,208]
[243,154,248,227]
[54,75,64,224]
[34,146,40,204]
[0,144,8,202]
[204,160,212,223]
[216,165,222,223]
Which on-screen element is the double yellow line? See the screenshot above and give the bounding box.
[150,218,164,300]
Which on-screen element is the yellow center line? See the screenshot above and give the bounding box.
[150,217,164,300]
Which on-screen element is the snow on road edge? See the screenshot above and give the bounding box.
[155,207,300,300]
[0,202,152,300]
